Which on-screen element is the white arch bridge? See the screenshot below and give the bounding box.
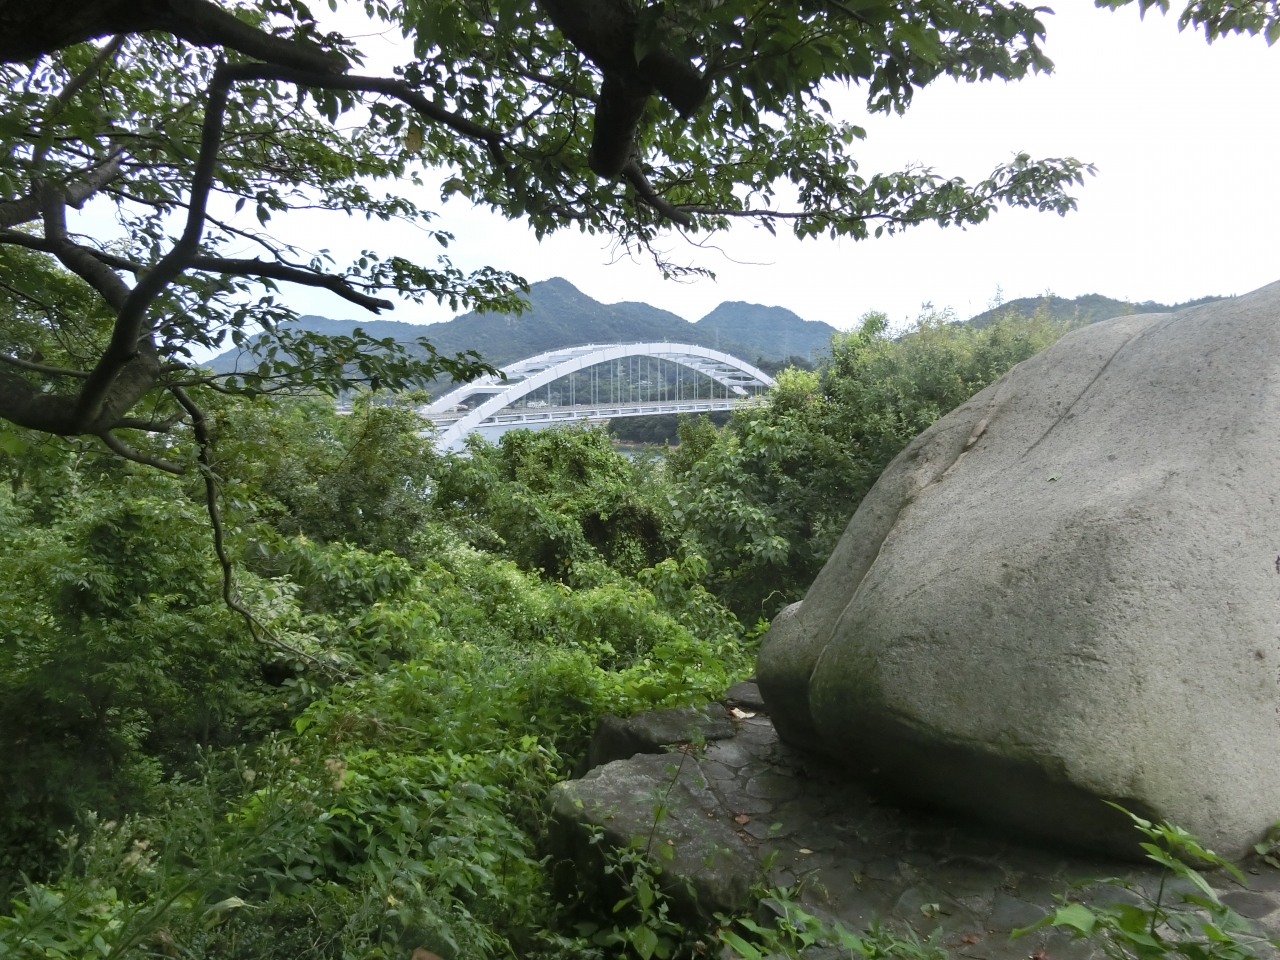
[423,342,775,451]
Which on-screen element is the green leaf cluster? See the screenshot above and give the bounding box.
[1015,808,1278,960]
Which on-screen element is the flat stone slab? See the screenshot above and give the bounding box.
[585,704,737,771]
[551,703,1280,958]
[547,751,758,921]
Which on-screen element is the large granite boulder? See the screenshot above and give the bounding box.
[758,280,1280,859]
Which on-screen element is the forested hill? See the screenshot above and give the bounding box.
[967,292,1227,328]
[207,277,838,382]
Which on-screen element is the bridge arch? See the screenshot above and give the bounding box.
[424,342,775,451]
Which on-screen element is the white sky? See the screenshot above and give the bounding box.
[221,1,1280,330]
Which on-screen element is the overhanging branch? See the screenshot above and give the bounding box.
[188,256,394,312]
[223,63,509,163]
[622,161,694,227]
[0,151,126,229]
[0,352,92,378]
[97,428,185,474]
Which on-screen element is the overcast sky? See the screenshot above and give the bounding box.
[232,1,1280,331]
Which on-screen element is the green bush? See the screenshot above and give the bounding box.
[0,399,751,957]
[433,426,675,583]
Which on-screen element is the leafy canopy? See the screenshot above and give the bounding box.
[0,0,1110,460]
[1,0,1274,457]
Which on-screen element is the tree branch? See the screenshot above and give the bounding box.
[47,35,125,123]
[72,59,238,428]
[6,238,397,313]
[170,384,344,673]
[0,352,92,378]
[188,256,394,312]
[225,63,508,163]
[163,0,347,74]
[4,52,507,438]
[0,151,126,229]
[114,413,184,432]
[0,0,348,74]
[70,56,508,431]
[622,160,694,227]
[96,428,185,474]
[37,190,133,311]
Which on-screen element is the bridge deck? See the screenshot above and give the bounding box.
[427,397,749,430]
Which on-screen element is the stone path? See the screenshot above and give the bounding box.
[548,684,1280,960]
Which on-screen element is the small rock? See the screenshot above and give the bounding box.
[702,760,738,782]
[705,740,754,769]
[726,681,767,710]
[585,705,736,771]
[987,893,1047,932]
[547,753,759,920]
[745,773,801,801]
[745,819,791,841]
[1220,890,1280,919]
[864,858,901,881]
[800,949,846,960]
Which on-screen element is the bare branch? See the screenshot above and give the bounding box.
[114,413,183,432]
[37,192,133,312]
[6,237,395,313]
[0,352,92,378]
[97,429,186,474]
[170,384,346,673]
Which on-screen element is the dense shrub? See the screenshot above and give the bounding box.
[433,426,675,583]
[0,402,750,958]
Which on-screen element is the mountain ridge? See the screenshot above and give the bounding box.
[207,277,838,387]
[967,291,1227,328]
[208,280,1228,392]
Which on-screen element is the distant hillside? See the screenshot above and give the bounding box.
[695,302,833,362]
[208,277,838,390]
[967,292,1227,328]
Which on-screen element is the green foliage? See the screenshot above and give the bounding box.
[434,426,675,584]
[716,890,948,960]
[1252,823,1280,870]
[0,393,751,957]
[1015,808,1277,960]
[1098,0,1280,46]
[218,394,443,558]
[669,306,1069,620]
[568,828,692,960]
[0,454,272,885]
[608,413,721,448]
